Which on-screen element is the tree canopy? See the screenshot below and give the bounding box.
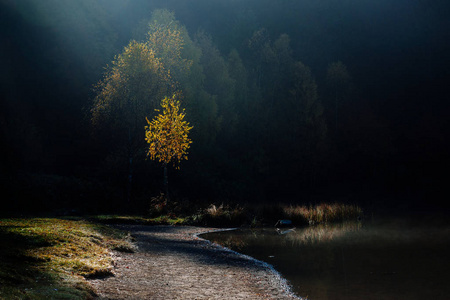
[91,40,168,136]
[145,94,193,167]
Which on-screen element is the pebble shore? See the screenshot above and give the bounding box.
[89,225,303,299]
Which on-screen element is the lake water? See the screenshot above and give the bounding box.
[201,218,450,300]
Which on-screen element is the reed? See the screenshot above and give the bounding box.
[200,203,246,227]
[283,203,362,225]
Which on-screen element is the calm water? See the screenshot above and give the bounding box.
[202,218,450,300]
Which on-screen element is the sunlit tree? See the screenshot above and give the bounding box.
[137,10,219,147]
[146,13,192,91]
[134,9,196,90]
[91,41,169,128]
[91,40,169,202]
[145,94,193,196]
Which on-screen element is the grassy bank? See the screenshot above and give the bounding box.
[90,214,186,226]
[141,197,363,228]
[92,203,362,228]
[0,218,133,299]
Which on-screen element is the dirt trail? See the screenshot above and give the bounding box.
[89,225,301,299]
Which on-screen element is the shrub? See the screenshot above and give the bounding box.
[148,193,168,217]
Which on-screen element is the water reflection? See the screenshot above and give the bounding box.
[283,222,362,246]
[202,219,450,300]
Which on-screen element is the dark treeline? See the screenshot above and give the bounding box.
[1,0,449,214]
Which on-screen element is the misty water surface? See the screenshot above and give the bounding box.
[202,218,450,300]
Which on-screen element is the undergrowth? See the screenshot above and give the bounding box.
[189,202,362,227]
[143,194,363,227]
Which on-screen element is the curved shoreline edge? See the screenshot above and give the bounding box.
[194,228,304,300]
[91,225,305,299]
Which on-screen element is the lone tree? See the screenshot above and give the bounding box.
[145,94,192,197]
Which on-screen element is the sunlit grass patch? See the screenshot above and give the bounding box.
[283,203,362,225]
[90,214,187,226]
[91,215,151,224]
[151,215,186,225]
[0,218,133,299]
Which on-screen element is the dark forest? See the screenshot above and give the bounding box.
[1,0,449,215]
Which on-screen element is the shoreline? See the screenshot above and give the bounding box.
[89,225,303,299]
[194,227,301,299]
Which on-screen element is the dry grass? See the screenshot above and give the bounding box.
[199,204,246,227]
[0,218,134,299]
[92,201,362,229]
[283,203,363,225]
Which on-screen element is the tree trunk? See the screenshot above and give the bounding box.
[126,127,133,203]
[163,163,169,199]
[127,155,133,203]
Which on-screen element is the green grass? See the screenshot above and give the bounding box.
[89,214,187,226]
[0,218,134,299]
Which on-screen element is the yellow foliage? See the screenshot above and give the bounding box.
[146,10,193,83]
[145,94,192,167]
[91,40,170,130]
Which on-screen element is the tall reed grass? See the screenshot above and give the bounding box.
[283,203,362,225]
[145,194,362,227]
[199,203,246,227]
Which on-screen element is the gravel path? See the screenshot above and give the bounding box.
[89,225,302,299]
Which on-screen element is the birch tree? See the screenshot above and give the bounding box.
[145,94,192,196]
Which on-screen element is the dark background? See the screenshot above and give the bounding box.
[1,0,449,214]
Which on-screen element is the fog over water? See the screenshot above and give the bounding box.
[203,218,450,300]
